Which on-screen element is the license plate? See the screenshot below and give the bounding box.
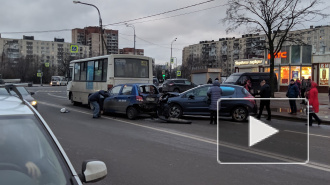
[146,97,155,101]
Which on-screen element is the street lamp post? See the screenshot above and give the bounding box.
[73,1,105,55]
[125,23,136,55]
[170,38,177,79]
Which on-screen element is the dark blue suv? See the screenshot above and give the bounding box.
[103,83,160,119]
[167,84,257,122]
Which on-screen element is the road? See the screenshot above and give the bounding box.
[28,86,330,185]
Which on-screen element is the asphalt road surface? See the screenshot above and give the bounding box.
[28,86,330,185]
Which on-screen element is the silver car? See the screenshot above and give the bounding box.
[0,86,107,184]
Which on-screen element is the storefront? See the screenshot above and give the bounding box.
[263,45,312,91]
[234,59,264,73]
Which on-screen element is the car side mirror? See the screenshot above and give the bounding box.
[79,160,107,183]
[30,92,35,95]
[188,95,195,99]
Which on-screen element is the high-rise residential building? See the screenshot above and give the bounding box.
[119,48,144,55]
[182,25,330,92]
[72,26,119,57]
[0,35,89,76]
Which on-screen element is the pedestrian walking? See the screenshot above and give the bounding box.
[88,90,109,118]
[207,81,222,124]
[300,77,307,104]
[207,78,213,84]
[286,79,299,115]
[305,78,312,100]
[256,79,271,120]
[296,79,301,97]
[307,82,322,126]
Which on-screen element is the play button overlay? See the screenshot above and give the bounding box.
[249,116,278,147]
[217,98,309,164]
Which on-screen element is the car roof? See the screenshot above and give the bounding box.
[231,72,271,76]
[199,84,243,88]
[0,95,34,115]
[116,83,156,86]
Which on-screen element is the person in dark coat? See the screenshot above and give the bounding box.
[256,80,271,120]
[207,78,213,84]
[207,81,222,124]
[307,82,322,126]
[88,90,109,118]
[286,79,299,114]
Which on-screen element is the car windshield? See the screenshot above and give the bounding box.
[224,75,240,83]
[52,77,60,81]
[0,115,71,185]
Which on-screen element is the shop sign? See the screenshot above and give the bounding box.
[235,60,263,66]
[267,51,287,59]
[319,63,329,86]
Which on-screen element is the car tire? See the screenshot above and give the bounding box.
[127,107,138,120]
[173,88,180,93]
[231,106,248,122]
[70,93,78,106]
[169,104,183,118]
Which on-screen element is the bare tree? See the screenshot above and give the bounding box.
[223,0,328,96]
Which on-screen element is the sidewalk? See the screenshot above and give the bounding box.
[265,92,330,124]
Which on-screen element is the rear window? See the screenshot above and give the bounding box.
[224,75,240,83]
[220,86,235,96]
[139,85,158,94]
[174,80,185,84]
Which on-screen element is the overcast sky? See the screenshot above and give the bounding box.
[0,0,329,65]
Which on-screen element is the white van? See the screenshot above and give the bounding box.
[50,76,67,86]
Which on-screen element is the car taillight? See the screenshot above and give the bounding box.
[244,96,255,104]
[136,96,143,102]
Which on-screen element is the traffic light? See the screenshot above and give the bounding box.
[162,70,165,79]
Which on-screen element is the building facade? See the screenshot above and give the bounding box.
[0,35,89,76]
[182,25,330,92]
[72,27,119,57]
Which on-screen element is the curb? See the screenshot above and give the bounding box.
[269,114,330,125]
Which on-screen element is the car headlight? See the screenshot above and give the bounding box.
[31,101,37,106]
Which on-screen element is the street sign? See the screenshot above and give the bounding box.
[177,71,181,77]
[70,45,79,53]
[45,62,49,67]
[37,73,42,77]
[171,58,174,64]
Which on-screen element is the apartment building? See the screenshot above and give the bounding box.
[182,25,330,92]
[72,26,119,57]
[0,35,89,75]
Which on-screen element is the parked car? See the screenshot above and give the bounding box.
[161,79,197,93]
[2,84,38,109]
[0,85,107,184]
[103,83,160,119]
[167,84,257,122]
[223,72,278,96]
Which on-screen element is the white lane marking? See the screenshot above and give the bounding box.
[47,93,67,99]
[39,101,330,172]
[284,130,330,139]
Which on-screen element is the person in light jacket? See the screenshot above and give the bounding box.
[207,81,222,124]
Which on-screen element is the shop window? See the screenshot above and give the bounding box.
[319,64,329,86]
[301,67,311,80]
[291,66,300,80]
[281,66,289,85]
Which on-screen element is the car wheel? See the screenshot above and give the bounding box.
[231,106,248,122]
[173,88,180,93]
[70,93,78,106]
[127,107,138,120]
[169,104,182,118]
